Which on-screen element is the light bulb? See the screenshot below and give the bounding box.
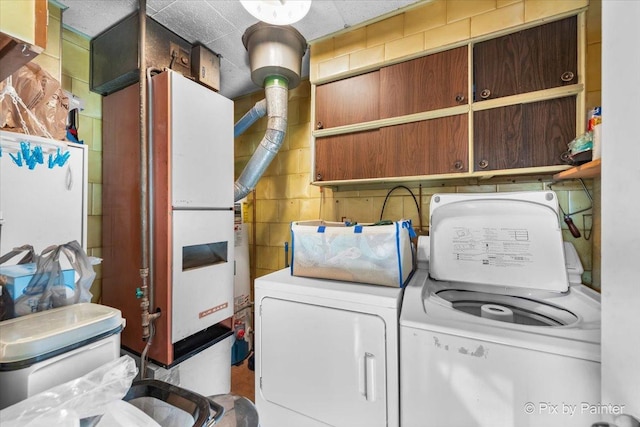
[240,0,312,25]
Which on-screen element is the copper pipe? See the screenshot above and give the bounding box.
[136,0,162,381]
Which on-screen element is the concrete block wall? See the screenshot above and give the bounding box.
[242,0,601,289]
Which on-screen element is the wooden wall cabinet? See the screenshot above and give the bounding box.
[0,0,47,81]
[312,15,581,185]
[380,46,468,117]
[315,129,383,181]
[315,71,379,130]
[381,115,468,176]
[474,16,577,102]
[474,97,576,171]
[315,115,468,181]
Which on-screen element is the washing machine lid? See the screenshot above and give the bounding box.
[429,191,568,292]
[0,303,123,365]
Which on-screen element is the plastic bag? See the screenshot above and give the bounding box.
[0,62,69,140]
[0,244,37,265]
[0,355,138,427]
[0,245,36,320]
[13,240,95,317]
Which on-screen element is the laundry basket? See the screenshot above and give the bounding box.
[290,219,415,287]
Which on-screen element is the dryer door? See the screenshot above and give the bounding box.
[259,297,388,427]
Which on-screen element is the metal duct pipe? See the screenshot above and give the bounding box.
[234,77,288,201]
[234,99,267,138]
[233,23,307,202]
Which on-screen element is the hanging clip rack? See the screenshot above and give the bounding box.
[548,179,593,240]
[0,77,70,169]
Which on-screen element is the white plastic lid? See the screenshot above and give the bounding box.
[416,235,430,266]
[429,191,569,292]
[0,303,123,364]
[564,241,584,285]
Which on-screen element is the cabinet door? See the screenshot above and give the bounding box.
[0,143,87,260]
[519,16,578,94]
[380,46,468,118]
[315,115,468,181]
[474,97,576,171]
[315,71,379,129]
[168,72,234,208]
[315,129,385,181]
[474,16,577,101]
[381,114,468,176]
[0,0,47,81]
[259,297,388,427]
[171,210,234,343]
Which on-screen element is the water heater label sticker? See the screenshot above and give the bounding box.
[199,302,229,318]
[451,227,534,267]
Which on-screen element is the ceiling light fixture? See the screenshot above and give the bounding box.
[240,0,311,26]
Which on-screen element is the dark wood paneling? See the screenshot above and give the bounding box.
[474,32,520,100]
[474,104,525,170]
[474,97,576,170]
[315,71,379,129]
[315,115,468,181]
[351,130,395,179]
[315,129,382,181]
[315,134,353,181]
[520,16,578,93]
[149,71,174,365]
[382,114,468,176]
[523,96,576,167]
[474,16,577,101]
[103,73,174,366]
[103,83,146,357]
[380,46,468,118]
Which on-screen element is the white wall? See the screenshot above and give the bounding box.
[601,0,640,422]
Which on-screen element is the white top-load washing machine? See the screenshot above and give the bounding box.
[255,268,404,427]
[400,191,601,427]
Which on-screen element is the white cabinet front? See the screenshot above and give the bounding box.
[0,143,87,260]
[259,297,388,427]
[169,72,233,209]
[171,209,234,342]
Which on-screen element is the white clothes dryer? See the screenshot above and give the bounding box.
[255,268,404,427]
[400,191,601,427]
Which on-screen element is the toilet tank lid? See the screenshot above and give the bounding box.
[0,303,124,365]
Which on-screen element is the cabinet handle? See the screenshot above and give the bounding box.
[316,121,324,130]
[21,44,32,57]
[455,94,465,103]
[478,159,489,169]
[561,71,575,82]
[316,173,323,181]
[480,89,491,99]
[453,160,464,171]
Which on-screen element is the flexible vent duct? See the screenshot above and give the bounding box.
[233,23,307,202]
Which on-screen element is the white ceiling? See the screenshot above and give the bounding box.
[56,0,423,99]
